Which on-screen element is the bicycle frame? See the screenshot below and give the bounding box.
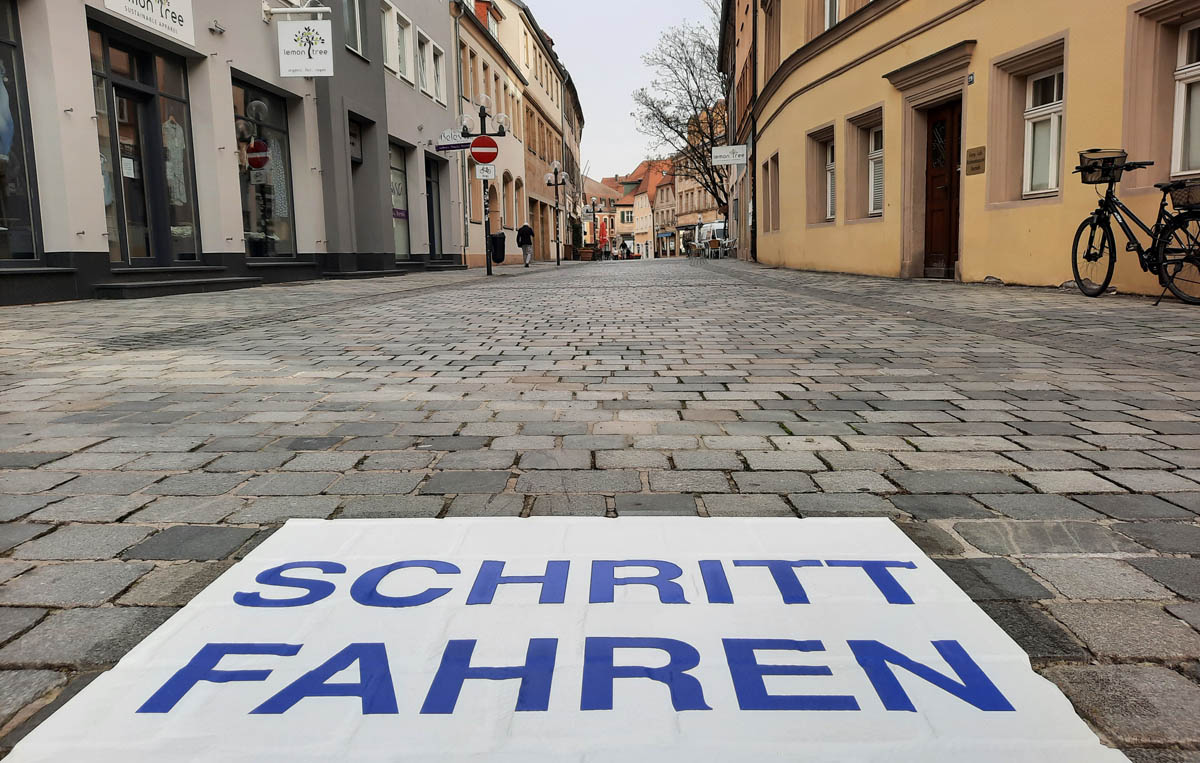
[1092,182,1173,270]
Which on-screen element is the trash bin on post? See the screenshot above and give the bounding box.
[490,232,506,264]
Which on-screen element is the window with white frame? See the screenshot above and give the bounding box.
[416,31,431,95]
[432,45,445,103]
[381,3,413,82]
[343,0,364,54]
[1174,21,1200,175]
[825,141,836,221]
[488,14,498,38]
[1023,67,1063,195]
[825,0,839,31]
[868,127,884,216]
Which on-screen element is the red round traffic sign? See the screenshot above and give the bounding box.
[246,139,270,170]
[470,135,499,164]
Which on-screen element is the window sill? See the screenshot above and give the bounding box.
[984,192,1062,211]
[846,214,884,225]
[806,220,837,228]
[346,46,369,64]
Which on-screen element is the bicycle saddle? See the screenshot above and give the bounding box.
[1155,180,1189,191]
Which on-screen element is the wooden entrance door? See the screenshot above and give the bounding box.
[923,99,962,279]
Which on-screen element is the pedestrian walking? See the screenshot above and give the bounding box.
[517,221,535,267]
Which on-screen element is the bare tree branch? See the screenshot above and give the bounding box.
[632,17,730,210]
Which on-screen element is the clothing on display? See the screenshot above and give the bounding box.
[267,136,289,215]
[161,116,187,206]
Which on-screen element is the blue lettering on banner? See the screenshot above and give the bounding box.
[233,562,346,608]
[421,639,558,714]
[848,640,1016,712]
[825,560,919,605]
[589,561,688,604]
[698,560,733,604]
[732,560,823,604]
[137,643,301,713]
[722,639,859,711]
[253,643,398,715]
[350,560,460,608]
[467,560,570,605]
[581,637,711,711]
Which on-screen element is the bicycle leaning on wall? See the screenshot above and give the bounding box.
[1071,149,1200,305]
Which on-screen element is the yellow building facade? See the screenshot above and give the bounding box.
[752,0,1200,295]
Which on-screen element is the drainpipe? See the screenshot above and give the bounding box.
[451,0,470,261]
[750,0,758,262]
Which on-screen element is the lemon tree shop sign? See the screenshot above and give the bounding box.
[104,0,194,46]
[278,20,334,78]
[5,518,1128,762]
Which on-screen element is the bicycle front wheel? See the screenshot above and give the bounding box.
[1071,216,1116,297]
[1156,211,1200,305]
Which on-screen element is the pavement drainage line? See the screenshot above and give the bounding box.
[39,267,569,359]
[701,260,1200,375]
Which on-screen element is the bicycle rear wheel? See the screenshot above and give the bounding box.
[1156,211,1200,305]
[1071,216,1116,297]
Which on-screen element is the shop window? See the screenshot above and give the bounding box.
[1175,21,1200,175]
[233,82,295,257]
[389,144,411,259]
[343,0,364,55]
[1024,68,1063,195]
[846,108,883,220]
[987,38,1064,203]
[0,0,38,261]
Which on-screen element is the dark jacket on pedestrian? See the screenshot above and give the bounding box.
[517,225,534,247]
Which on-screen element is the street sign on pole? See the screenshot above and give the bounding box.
[475,164,496,180]
[712,145,749,166]
[470,136,499,164]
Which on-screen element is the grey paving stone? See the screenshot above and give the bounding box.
[812,471,897,493]
[227,497,340,523]
[615,494,698,516]
[1163,492,1200,514]
[414,436,490,451]
[199,437,275,453]
[648,471,730,493]
[358,452,437,470]
[972,494,1101,520]
[0,670,67,726]
[122,453,217,471]
[529,495,607,517]
[123,526,255,561]
[888,494,994,519]
[731,471,817,493]
[596,451,670,470]
[338,496,444,518]
[0,525,47,554]
[893,451,1023,471]
[562,435,628,450]
[518,450,591,470]
[895,521,964,555]
[0,453,68,469]
[336,437,418,451]
[439,450,517,470]
[1131,558,1200,599]
[515,471,642,494]
[1168,602,1200,631]
[421,471,511,495]
[130,496,245,524]
[1019,470,1125,494]
[0,497,56,523]
[0,607,175,668]
[281,453,362,471]
[954,521,1144,555]
[41,453,139,471]
[935,558,1052,600]
[0,609,45,645]
[13,525,152,561]
[204,452,294,472]
[1027,558,1174,600]
[978,602,1088,663]
[742,450,824,471]
[1074,494,1197,520]
[0,472,75,495]
[237,472,339,496]
[1042,665,1200,746]
[671,450,742,470]
[1082,451,1174,470]
[702,494,795,517]
[118,561,234,606]
[46,472,165,496]
[91,437,203,453]
[819,450,902,471]
[1124,750,1200,763]
[1112,522,1200,554]
[0,562,152,607]
[444,494,524,517]
[0,563,32,585]
[1046,602,1200,660]
[886,470,1032,494]
[633,436,698,450]
[144,472,251,497]
[1003,450,1100,471]
[790,493,900,517]
[1103,470,1200,493]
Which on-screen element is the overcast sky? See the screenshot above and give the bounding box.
[525,0,713,181]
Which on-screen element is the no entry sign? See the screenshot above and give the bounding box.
[6,518,1127,762]
[470,135,499,164]
[246,140,270,170]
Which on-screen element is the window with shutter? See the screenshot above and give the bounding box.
[868,127,883,216]
[825,142,836,221]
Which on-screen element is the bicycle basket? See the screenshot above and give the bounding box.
[1171,180,1200,209]
[1078,149,1128,184]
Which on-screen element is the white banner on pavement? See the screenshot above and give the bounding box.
[7,518,1127,762]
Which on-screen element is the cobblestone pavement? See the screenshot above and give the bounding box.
[1,258,1200,759]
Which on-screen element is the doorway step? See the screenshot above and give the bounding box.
[97,266,261,299]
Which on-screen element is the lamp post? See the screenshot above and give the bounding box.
[459,95,509,276]
[544,161,567,267]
